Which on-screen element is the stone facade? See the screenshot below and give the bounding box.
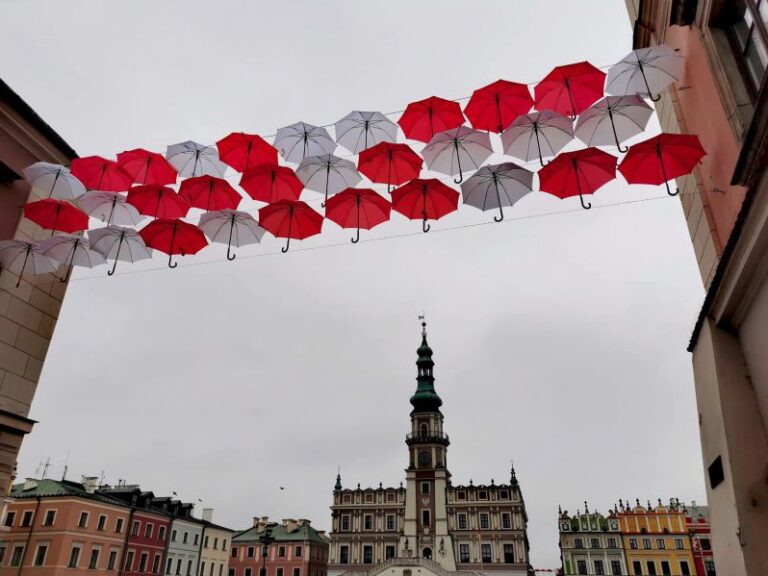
[558,507,627,575]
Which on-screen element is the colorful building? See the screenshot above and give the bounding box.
[558,505,627,575]
[685,503,714,576]
[198,509,234,576]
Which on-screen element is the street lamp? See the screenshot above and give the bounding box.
[259,527,275,576]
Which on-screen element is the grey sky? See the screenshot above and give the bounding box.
[0,0,706,569]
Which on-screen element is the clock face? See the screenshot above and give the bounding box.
[419,451,432,466]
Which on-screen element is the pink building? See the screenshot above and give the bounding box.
[686,503,715,576]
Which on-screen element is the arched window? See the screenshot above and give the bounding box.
[422,548,432,560]
[419,423,428,437]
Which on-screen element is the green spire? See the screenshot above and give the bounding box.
[334,467,342,491]
[410,319,443,412]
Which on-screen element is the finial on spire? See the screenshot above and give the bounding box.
[335,467,342,491]
[584,501,589,513]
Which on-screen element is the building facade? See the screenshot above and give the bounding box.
[198,509,234,576]
[558,506,627,575]
[167,513,203,576]
[685,504,714,576]
[328,323,531,576]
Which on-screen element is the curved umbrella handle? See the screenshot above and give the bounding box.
[422,218,431,233]
[453,142,464,184]
[16,246,31,288]
[168,253,178,268]
[226,218,236,260]
[281,209,294,253]
[617,144,629,153]
[281,237,291,253]
[494,208,505,223]
[107,234,124,276]
[167,224,178,268]
[453,173,463,184]
[351,227,360,244]
[226,247,237,260]
[650,93,661,102]
[665,181,680,196]
[579,194,592,210]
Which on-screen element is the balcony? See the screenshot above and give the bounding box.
[405,433,449,446]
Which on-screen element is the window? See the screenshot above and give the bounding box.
[503,544,514,563]
[176,558,183,575]
[214,538,219,550]
[575,538,584,549]
[479,514,489,529]
[210,563,214,576]
[231,547,238,558]
[386,515,396,530]
[341,515,350,531]
[501,513,511,529]
[187,560,193,575]
[591,537,600,548]
[200,561,205,576]
[632,561,642,575]
[245,569,252,576]
[480,543,491,563]
[293,569,301,576]
[247,546,255,558]
[183,531,189,544]
[0,546,6,565]
[478,490,488,500]
[90,548,101,570]
[661,561,671,576]
[146,523,154,538]
[168,557,174,574]
[98,515,107,531]
[160,526,167,541]
[575,560,587,575]
[365,492,374,503]
[140,552,148,573]
[219,567,223,576]
[595,560,605,575]
[611,560,622,575]
[703,559,715,576]
[499,490,509,499]
[132,521,140,536]
[657,538,665,550]
[647,561,657,576]
[204,536,209,548]
[642,538,651,550]
[363,545,373,564]
[421,482,430,494]
[458,491,466,500]
[364,515,373,530]
[79,511,89,528]
[629,538,638,550]
[728,1,768,91]
[607,536,617,548]
[458,513,468,529]
[229,571,235,576]
[295,545,302,557]
[153,554,161,573]
[21,510,33,527]
[34,544,48,566]
[277,569,284,576]
[385,545,395,560]
[11,546,24,567]
[708,456,725,489]
[69,546,82,568]
[701,538,712,550]
[278,546,286,557]
[116,518,124,534]
[680,561,691,576]
[172,529,178,542]
[4,511,15,527]
[422,510,430,526]
[108,549,118,570]
[459,544,469,563]
[339,545,349,564]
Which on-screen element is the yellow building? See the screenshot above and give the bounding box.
[618,500,696,576]
[199,508,235,576]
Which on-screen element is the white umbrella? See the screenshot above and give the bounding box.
[166,141,227,177]
[296,154,362,205]
[575,96,653,152]
[22,162,86,200]
[501,111,574,166]
[422,127,494,183]
[606,44,683,101]
[334,111,398,154]
[198,209,265,261]
[88,226,152,276]
[460,163,534,222]
[0,240,58,287]
[274,122,336,163]
[77,191,144,226]
[38,235,106,282]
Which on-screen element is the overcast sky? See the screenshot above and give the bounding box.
[0,0,707,569]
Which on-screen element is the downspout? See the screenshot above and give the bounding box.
[196,524,207,576]
[118,508,135,576]
[17,495,41,576]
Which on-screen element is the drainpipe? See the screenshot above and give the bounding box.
[118,508,135,576]
[196,524,207,576]
[17,495,41,576]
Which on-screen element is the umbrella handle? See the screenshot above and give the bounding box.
[650,93,661,102]
[657,147,679,196]
[422,218,431,233]
[453,140,464,184]
[281,237,291,253]
[281,208,294,253]
[351,198,361,243]
[579,194,592,210]
[534,127,549,167]
[617,144,629,153]
[608,108,629,153]
[168,253,178,268]
[16,246,31,288]
[59,241,77,282]
[493,178,504,222]
[226,217,236,260]
[107,234,124,276]
[665,181,680,196]
[639,62,662,102]
[351,227,360,244]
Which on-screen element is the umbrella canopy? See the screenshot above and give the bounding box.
[274,122,336,163]
[535,61,606,118]
[117,148,178,185]
[325,188,391,243]
[70,156,133,192]
[88,225,153,276]
[240,164,304,203]
[199,209,265,261]
[391,178,459,233]
[77,191,144,226]
[166,141,227,178]
[398,96,465,143]
[38,235,106,282]
[538,147,617,210]
[619,133,705,196]
[575,96,653,152]
[216,132,278,172]
[23,199,89,235]
[464,80,534,133]
[501,111,574,166]
[296,154,362,205]
[334,111,398,154]
[357,142,423,193]
[0,240,57,287]
[22,162,86,200]
[421,126,493,184]
[461,162,534,222]
[258,199,323,253]
[606,44,683,101]
[127,185,191,219]
[179,175,242,211]
[139,218,208,268]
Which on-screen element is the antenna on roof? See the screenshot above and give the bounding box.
[62,450,70,481]
[41,457,51,479]
[35,460,43,477]
[99,470,105,485]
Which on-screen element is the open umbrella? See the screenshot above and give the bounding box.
[199,209,265,261]
[460,163,534,222]
[139,218,208,268]
[127,185,190,219]
[501,111,574,166]
[166,141,226,178]
[258,199,323,253]
[357,142,423,193]
[38,235,106,282]
[325,188,391,244]
[391,178,459,233]
[0,240,57,287]
[23,199,89,236]
[77,191,144,226]
[117,148,178,185]
[619,133,705,196]
[274,122,336,163]
[296,154,361,206]
[538,147,617,210]
[216,132,278,172]
[606,44,683,101]
[421,127,493,184]
[464,80,534,133]
[179,175,242,211]
[398,96,465,143]
[23,162,86,200]
[575,96,653,152]
[70,156,133,191]
[88,226,153,276]
[535,62,606,118]
[334,111,398,154]
[240,164,304,203]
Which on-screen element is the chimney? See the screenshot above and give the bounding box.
[253,516,270,532]
[23,478,38,491]
[298,519,311,527]
[283,519,298,533]
[82,477,98,494]
[203,508,214,522]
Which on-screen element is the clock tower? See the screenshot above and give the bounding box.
[401,321,456,571]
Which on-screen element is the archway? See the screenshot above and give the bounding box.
[422,547,432,560]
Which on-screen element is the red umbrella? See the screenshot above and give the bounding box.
[535,62,606,118]
[538,147,617,210]
[357,142,423,193]
[216,132,278,172]
[70,156,133,191]
[179,175,242,211]
[117,148,178,185]
[391,178,459,233]
[464,80,534,133]
[398,96,465,143]
[619,133,705,196]
[258,199,323,253]
[240,164,304,203]
[24,199,89,235]
[139,218,208,268]
[127,185,190,219]
[325,188,391,244]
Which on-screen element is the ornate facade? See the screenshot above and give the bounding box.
[558,505,627,575]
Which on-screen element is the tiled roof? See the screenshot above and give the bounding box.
[10,479,124,506]
[233,524,328,545]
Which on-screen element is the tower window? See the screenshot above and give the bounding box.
[419,423,428,437]
[421,510,430,526]
[341,515,350,531]
[421,482,430,495]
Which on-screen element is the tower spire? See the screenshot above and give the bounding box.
[334,467,342,491]
[410,316,442,412]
